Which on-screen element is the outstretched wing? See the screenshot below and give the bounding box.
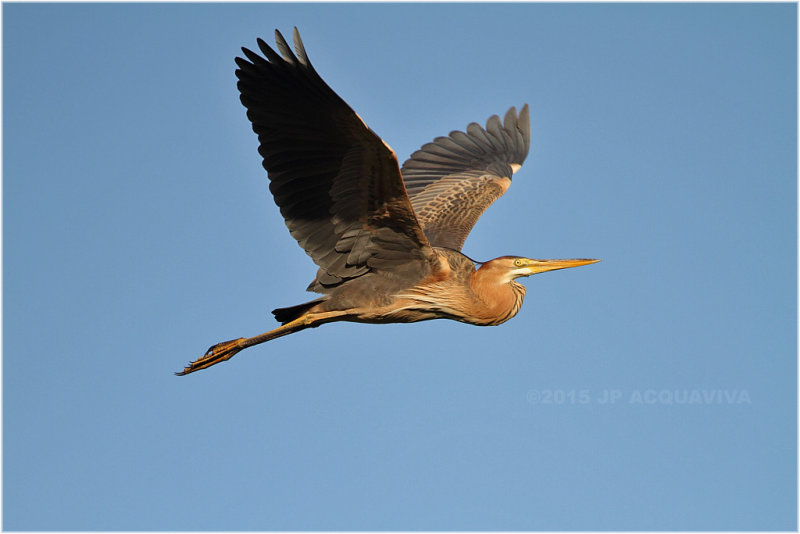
[401,105,531,251]
[235,29,435,292]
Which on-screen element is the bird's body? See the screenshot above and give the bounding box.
[177,29,598,376]
[296,248,520,327]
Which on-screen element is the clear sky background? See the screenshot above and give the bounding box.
[3,3,796,531]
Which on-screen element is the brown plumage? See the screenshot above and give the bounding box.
[177,28,598,376]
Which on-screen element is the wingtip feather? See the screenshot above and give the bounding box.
[274,29,298,64]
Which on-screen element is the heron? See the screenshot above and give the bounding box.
[177,28,599,376]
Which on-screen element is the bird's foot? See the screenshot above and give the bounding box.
[176,338,246,376]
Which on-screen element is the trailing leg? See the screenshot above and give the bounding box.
[176,310,349,376]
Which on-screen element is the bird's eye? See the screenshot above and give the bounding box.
[514,259,524,267]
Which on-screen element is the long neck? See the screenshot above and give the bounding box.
[469,265,527,326]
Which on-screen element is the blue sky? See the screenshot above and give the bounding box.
[3,3,796,530]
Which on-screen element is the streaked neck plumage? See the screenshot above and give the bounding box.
[469,260,527,326]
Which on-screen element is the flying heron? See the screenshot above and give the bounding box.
[177,28,599,376]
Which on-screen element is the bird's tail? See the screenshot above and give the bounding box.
[272,298,326,325]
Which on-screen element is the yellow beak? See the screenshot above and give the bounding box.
[524,258,600,275]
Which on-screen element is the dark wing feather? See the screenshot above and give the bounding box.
[401,105,531,251]
[235,29,435,292]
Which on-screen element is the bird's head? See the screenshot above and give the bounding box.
[482,256,600,283]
